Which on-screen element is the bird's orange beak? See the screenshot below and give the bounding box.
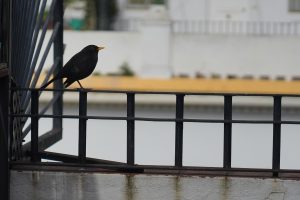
[97,46,105,51]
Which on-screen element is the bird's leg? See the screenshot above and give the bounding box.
[77,80,84,89]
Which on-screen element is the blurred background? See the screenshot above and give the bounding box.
[42,0,300,79]
[34,0,300,169]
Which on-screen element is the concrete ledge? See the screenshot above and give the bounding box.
[11,170,300,200]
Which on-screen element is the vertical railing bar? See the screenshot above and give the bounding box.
[223,95,232,169]
[30,89,40,162]
[17,1,30,73]
[22,80,60,135]
[10,0,15,78]
[12,0,23,82]
[40,58,61,89]
[53,0,64,143]
[127,93,135,165]
[175,94,184,167]
[272,96,282,177]
[0,1,10,198]
[19,0,34,73]
[21,0,57,104]
[21,0,47,86]
[78,90,87,163]
[22,23,60,111]
[22,92,62,139]
[13,1,26,73]
[31,22,60,88]
[23,57,60,121]
[11,0,23,82]
[25,0,39,53]
[20,0,41,82]
[23,0,57,88]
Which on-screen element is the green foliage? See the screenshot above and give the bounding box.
[65,0,76,6]
[129,0,145,3]
[129,0,165,4]
[85,0,118,30]
[151,0,164,4]
[85,0,97,29]
[93,71,102,76]
[106,62,135,77]
[119,62,135,76]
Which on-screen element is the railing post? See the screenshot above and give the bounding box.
[31,89,40,162]
[78,90,87,163]
[272,96,282,177]
[175,94,184,167]
[0,73,9,200]
[223,95,232,169]
[0,0,10,199]
[127,93,135,165]
[53,0,63,137]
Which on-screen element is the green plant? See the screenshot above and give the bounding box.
[119,62,135,76]
[151,0,165,4]
[84,0,118,30]
[93,71,102,76]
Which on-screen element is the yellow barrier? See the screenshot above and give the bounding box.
[37,75,300,94]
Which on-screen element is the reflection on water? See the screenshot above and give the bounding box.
[30,103,300,169]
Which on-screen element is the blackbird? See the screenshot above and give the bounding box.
[41,45,104,89]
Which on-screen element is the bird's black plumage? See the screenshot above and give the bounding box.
[41,45,104,89]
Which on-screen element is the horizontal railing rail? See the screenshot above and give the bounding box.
[9,114,300,125]
[10,87,300,178]
[11,87,300,97]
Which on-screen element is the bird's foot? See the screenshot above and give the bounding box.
[76,87,94,92]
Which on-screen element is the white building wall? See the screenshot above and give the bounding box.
[42,29,300,79]
[116,0,300,22]
[171,34,300,78]
[209,0,254,21]
[168,0,207,21]
[254,0,299,21]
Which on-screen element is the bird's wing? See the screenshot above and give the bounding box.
[60,52,82,74]
[60,51,97,80]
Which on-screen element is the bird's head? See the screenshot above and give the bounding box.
[83,45,105,53]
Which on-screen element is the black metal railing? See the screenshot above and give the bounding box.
[10,88,300,178]
[1,0,64,199]
[7,0,64,162]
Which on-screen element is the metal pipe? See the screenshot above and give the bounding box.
[30,89,40,162]
[53,0,63,138]
[22,0,47,86]
[175,94,184,167]
[78,91,87,163]
[22,92,61,139]
[22,0,56,103]
[22,23,60,111]
[21,58,60,127]
[18,1,34,78]
[272,96,281,177]
[127,93,135,165]
[223,95,232,169]
[20,0,41,84]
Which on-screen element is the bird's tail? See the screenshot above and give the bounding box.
[40,77,57,90]
[63,79,74,88]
